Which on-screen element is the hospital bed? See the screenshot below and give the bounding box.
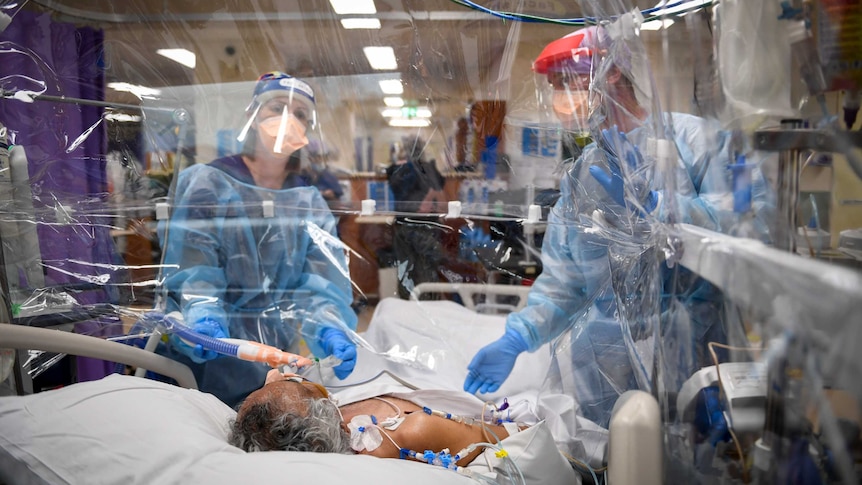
[410,282,531,314]
[0,284,589,485]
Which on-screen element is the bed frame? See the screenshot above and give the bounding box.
[410,282,532,314]
[0,323,197,390]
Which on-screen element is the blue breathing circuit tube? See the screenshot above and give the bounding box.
[143,312,313,370]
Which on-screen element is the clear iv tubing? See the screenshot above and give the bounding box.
[286,354,343,376]
[304,364,526,484]
[462,442,526,485]
[149,312,313,370]
[301,365,422,391]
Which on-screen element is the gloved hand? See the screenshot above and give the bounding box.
[464,328,529,395]
[173,317,228,364]
[320,328,357,379]
[589,127,658,214]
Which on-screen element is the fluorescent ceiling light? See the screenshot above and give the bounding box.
[383,107,431,117]
[389,118,431,127]
[640,19,675,30]
[157,48,196,69]
[105,113,142,123]
[383,97,404,107]
[341,18,381,29]
[651,0,708,17]
[379,79,403,94]
[107,82,161,98]
[329,0,376,14]
[363,46,397,70]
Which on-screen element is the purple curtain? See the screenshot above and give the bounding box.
[1,11,121,382]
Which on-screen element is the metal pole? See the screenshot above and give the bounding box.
[775,119,803,252]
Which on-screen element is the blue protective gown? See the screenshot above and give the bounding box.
[158,155,357,407]
[507,113,773,426]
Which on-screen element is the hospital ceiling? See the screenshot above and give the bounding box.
[27,0,660,123]
[28,1,571,99]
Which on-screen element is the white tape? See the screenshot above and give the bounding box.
[527,204,542,223]
[155,202,170,220]
[360,199,376,216]
[262,200,274,218]
[446,200,462,218]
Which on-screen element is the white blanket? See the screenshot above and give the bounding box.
[318,298,609,467]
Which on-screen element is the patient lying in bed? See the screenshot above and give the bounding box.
[232,369,524,463]
[0,299,600,484]
[230,368,577,483]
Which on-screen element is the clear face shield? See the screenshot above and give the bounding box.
[237,80,319,158]
[535,56,597,162]
[542,69,593,134]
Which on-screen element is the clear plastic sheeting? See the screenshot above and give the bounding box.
[0,0,860,483]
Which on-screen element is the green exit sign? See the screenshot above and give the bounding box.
[401,106,417,118]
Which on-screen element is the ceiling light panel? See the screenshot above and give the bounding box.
[363,46,397,70]
[382,107,432,118]
[379,79,403,94]
[156,48,196,69]
[383,97,404,107]
[341,18,381,29]
[389,118,431,127]
[329,0,376,14]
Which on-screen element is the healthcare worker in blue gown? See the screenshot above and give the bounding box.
[463,27,774,427]
[158,72,358,408]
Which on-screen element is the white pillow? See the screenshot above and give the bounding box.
[0,375,472,485]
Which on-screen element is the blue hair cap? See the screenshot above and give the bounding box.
[247,71,315,113]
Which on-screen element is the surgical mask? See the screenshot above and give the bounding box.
[257,112,308,156]
[553,89,590,132]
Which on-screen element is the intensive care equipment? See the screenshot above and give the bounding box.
[0,0,861,484]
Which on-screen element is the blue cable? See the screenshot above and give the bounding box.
[448,0,712,25]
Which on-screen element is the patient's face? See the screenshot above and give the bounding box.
[238,370,329,419]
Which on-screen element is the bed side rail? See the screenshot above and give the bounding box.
[0,323,197,390]
[410,282,531,313]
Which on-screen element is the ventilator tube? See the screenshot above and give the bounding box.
[160,312,312,369]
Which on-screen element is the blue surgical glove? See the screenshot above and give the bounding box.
[464,328,529,395]
[173,317,228,364]
[320,328,357,379]
[589,128,658,214]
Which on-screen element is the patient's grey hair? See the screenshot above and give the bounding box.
[228,398,351,453]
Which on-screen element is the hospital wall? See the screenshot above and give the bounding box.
[107,17,700,185]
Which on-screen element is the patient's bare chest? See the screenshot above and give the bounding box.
[338,396,421,423]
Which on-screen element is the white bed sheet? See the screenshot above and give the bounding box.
[0,374,473,485]
[326,298,609,467]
